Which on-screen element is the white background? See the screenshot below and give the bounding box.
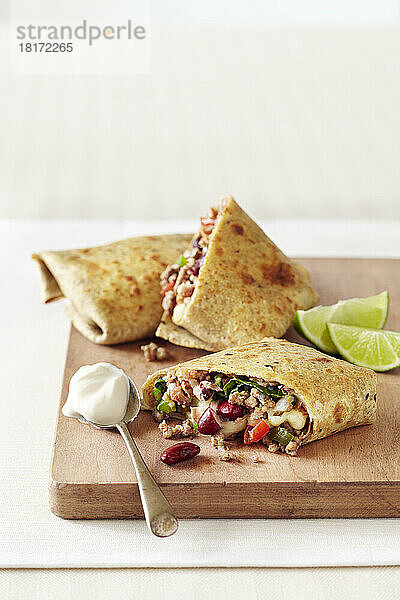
[1,1,400,598]
[0,1,400,220]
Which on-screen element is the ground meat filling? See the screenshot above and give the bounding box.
[160,206,220,315]
[152,371,309,456]
[141,342,170,362]
[159,419,193,439]
[211,435,234,461]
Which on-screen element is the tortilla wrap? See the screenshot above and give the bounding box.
[156,313,218,352]
[142,338,377,444]
[156,196,319,351]
[32,234,191,345]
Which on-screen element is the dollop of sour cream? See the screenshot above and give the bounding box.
[62,362,130,426]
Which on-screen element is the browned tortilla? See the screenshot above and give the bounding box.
[142,338,377,444]
[156,196,319,351]
[32,234,191,344]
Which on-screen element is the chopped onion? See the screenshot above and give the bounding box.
[273,396,292,413]
[268,409,306,431]
[219,415,248,437]
[269,414,285,426]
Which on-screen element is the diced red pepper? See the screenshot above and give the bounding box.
[244,419,269,445]
[161,281,175,297]
[197,405,221,435]
[244,426,252,445]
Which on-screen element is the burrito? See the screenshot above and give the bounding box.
[32,234,191,345]
[156,196,319,351]
[142,338,377,456]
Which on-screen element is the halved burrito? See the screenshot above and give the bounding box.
[32,234,191,345]
[156,196,319,351]
[142,338,377,456]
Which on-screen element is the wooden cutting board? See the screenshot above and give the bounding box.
[49,258,400,519]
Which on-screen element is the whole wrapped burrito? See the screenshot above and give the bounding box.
[142,338,377,456]
[32,234,191,345]
[156,196,319,351]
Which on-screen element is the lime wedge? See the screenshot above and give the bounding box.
[293,291,389,354]
[327,324,400,372]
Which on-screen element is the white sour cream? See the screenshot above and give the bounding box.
[62,362,130,426]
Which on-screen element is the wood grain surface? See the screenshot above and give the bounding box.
[49,258,400,519]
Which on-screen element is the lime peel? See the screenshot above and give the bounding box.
[294,291,389,354]
[327,323,400,372]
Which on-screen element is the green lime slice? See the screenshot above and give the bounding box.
[385,331,400,356]
[293,291,389,354]
[327,324,400,372]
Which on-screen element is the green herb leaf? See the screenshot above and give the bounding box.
[223,377,284,399]
[177,255,188,267]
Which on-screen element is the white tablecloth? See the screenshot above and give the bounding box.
[1,218,400,568]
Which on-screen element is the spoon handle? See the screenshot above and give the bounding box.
[117,422,178,537]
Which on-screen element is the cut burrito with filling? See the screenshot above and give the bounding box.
[32,234,191,345]
[142,338,377,456]
[156,196,319,351]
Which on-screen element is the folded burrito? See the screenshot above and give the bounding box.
[142,338,377,456]
[156,196,319,351]
[32,234,191,345]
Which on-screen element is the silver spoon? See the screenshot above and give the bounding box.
[74,375,178,538]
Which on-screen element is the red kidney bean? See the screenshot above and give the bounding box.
[197,406,221,435]
[160,442,200,465]
[216,400,245,420]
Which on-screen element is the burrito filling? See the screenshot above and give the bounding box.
[152,368,309,456]
[160,204,223,320]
